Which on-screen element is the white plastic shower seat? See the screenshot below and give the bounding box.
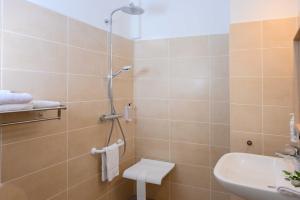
[123,159,175,200]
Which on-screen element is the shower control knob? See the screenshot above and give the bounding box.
[246,140,253,146]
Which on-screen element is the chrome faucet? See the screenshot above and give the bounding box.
[276,144,300,170]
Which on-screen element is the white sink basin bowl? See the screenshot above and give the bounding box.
[214,153,298,200]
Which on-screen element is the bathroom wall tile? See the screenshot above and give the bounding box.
[2,69,67,102]
[170,57,210,79]
[68,175,108,200]
[263,106,291,135]
[135,138,169,161]
[211,102,229,124]
[135,79,169,99]
[147,179,170,200]
[109,181,134,200]
[230,104,262,132]
[209,34,229,56]
[212,78,229,102]
[69,19,107,52]
[135,99,169,119]
[212,192,231,200]
[170,100,209,122]
[263,17,297,48]
[2,112,66,144]
[230,22,262,50]
[2,133,67,182]
[69,47,106,76]
[171,121,209,144]
[3,32,67,73]
[170,36,209,58]
[135,39,169,59]
[112,34,134,58]
[211,56,229,78]
[68,126,107,158]
[263,48,294,77]
[263,135,290,156]
[48,192,68,200]
[211,124,230,147]
[68,74,105,102]
[230,50,262,77]
[134,58,169,79]
[170,79,209,100]
[263,78,293,106]
[4,0,67,42]
[171,164,210,188]
[136,118,169,140]
[68,154,100,187]
[67,101,106,130]
[171,183,210,200]
[2,163,67,200]
[113,78,133,99]
[230,132,263,154]
[230,78,262,105]
[210,146,229,167]
[171,142,209,166]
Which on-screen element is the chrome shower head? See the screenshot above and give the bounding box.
[112,66,132,78]
[120,3,144,15]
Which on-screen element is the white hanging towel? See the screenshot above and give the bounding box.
[101,143,120,182]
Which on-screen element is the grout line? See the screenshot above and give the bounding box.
[66,16,70,200]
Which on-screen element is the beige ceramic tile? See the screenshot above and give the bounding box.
[113,78,133,99]
[134,39,169,59]
[1,163,67,200]
[171,183,210,200]
[211,56,229,78]
[170,100,209,122]
[48,192,68,200]
[230,78,262,105]
[134,58,169,79]
[68,74,105,102]
[212,78,229,102]
[263,48,294,77]
[170,36,209,58]
[136,118,169,140]
[68,125,107,158]
[230,22,262,50]
[230,132,263,154]
[67,101,106,130]
[212,192,231,200]
[68,175,108,200]
[171,164,210,188]
[210,147,229,167]
[170,57,210,79]
[69,47,106,76]
[171,121,209,144]
[3,32,67,73]
[209,34,229,56]
[2,134,67,181]
[69,19,107,52]
[135,99,169,119]
[211,124,230,147]
[263,17,297,48]
[171,142,209,166]
[263,135,290,156]
[230,50,262,77]
[112,34,134,58]
[135,138,169,161]
[2,69,67,102]
[263,78,293,106]
[211,102,229,124]
[170,79,209,100]
[109,181,134,200]
[4,0,67,42]
[230,104,262,132]
[134,79,169,99]
[147,179,170,200]
[68,154,100,187]
[263,106,291,135]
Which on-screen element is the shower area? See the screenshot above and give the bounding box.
[0,0,299,200]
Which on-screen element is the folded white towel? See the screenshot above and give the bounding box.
[101,143,119,182]
[0,92,32,105]
[32,100,61,109]
[0,104,33,112]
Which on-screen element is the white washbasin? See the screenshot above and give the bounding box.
[214,153,298,200]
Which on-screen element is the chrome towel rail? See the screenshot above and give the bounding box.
[0,105,66,127]
[91,139,124,154]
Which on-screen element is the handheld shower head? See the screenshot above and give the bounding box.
[112,66,132,78]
